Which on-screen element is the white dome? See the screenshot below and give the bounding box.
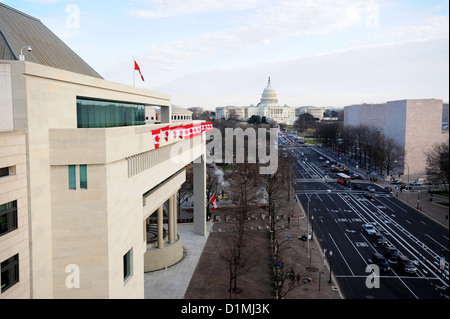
[260,77,278,105]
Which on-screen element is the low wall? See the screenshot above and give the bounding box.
[144,235,183,272]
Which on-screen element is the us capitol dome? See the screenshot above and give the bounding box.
[258,77,279,106]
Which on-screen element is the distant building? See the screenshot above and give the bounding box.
[295,106,326,120]
[344,99,448,176]
[214,78,340,124]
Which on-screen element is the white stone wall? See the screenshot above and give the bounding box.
[0,130,30,299]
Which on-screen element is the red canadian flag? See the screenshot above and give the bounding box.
[152,129,161,149]
[161,126,169,142]
[210,194,218,211]
[171,126,179,140]
[134,60,145,82]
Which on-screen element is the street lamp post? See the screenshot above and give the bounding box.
[305,193,316,259]
[395,160,410,203]
[288,162,296,201]
[328,250,333,284]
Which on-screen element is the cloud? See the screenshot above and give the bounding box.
[128,0,264,18]
[382,14,449,43]
[138,0,376,73]
[153,37,449,108]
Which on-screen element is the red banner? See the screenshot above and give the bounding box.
[152,129,161,149]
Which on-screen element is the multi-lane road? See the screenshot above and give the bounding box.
[287,142,449,299]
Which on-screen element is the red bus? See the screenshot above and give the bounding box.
[337,173,351,185]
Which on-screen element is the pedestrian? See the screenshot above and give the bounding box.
[287,216,291,228]
[289,269,295,281]
[308,277,312,284]
[296,273,301,284]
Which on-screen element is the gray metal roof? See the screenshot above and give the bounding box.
[0,3,102,79]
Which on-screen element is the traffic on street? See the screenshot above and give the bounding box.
[284,138,449,299]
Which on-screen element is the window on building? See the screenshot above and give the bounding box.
[77,98,145,128]
[0,201,17,236]
[79,165,87,189]
[123,248,133,282]
[1,254,19,293]
[69,165,76,189]
[0,167,9,178]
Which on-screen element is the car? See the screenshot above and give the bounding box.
[363,191,373,199]
[409,181,423,186]
[372,232,388,246]
[372,253,390,272]
[319,156,324,160]
[361,223,376,235]
[397,255,417,274]
[323,163,329,167]
[384,246,401,263]
[384,186,392,192]
[366,186,375,193]
[353,183,362,189]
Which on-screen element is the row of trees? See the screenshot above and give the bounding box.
[310,122,405,176]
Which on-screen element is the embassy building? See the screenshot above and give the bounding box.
[0,3,209,298]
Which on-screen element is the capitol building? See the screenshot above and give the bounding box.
[215,77,296,124]
[215,78,326,125]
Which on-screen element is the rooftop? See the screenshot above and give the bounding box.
[0,2,102,79]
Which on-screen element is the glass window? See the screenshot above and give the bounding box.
[123,248,133,282]
[80,165,87,189]
[1,254,19,293]
[69,165,76,189]
[0,167,9,178]
[77,98,145,128]
[0,201,18,236]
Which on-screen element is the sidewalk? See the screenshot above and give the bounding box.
[377,181,449,229]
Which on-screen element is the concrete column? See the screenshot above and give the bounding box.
[193,153,206,236]
[157,205,164,248]
[173,193,178,239]
[168,195,175,244]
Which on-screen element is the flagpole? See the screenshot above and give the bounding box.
[133,55,135,87]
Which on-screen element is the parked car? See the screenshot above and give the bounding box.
[361,223,376,235]
[384,246,401,263]
[372,232,388,246]
[397,255,417,274]
[372,253,390,272]
[366,186,375,193]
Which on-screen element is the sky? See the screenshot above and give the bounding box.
[2,0,449,109]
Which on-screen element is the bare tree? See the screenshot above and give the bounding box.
[219,162,259,296]
[217,223,259,298]
[426,139,449,187]
[177,169,193,219]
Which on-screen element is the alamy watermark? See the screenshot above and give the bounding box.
[65,264,80,289]
[65,4,80,29]
[365,264,380,289]
[170,127,279,175]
